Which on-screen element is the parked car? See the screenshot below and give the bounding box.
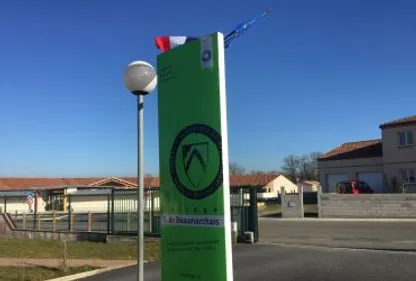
[335,180,374,194]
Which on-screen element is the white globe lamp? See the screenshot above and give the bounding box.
[123,60,157,95]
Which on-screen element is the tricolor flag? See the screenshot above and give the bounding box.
[154,36,198,53]
[154,9,271,53]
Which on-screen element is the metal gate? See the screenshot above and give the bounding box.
[230,187,259,242]
[109,188,160,235]
[109,187,259,242]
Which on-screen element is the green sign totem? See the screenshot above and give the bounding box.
[157,32,234,281]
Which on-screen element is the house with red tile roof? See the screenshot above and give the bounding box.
[0,175,279,191]
[318,114,416,193]
[0,174,300,198]
[0,174,298,213]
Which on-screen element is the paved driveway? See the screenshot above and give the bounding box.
[80,243,416,281]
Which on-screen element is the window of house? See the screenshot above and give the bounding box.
[398,132,414,146]
[410,169,416,183]
[399,168,416,183]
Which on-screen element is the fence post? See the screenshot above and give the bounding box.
[239,188,245,241]
[231,221,238,244]
[37,213,41,231]
[249,187,259,242]
[69,213,74,232]
[111,189,115,233]
[239,188,244,208]
[299,185,304,219]
[280,186,286,217]
[67,195,72,231]
[22,213,27,230]
[127,212,131,232]
[317,186,323,218]
[52,211,57,232]
[87,212,92,232]
[33,196,38,230]
[149,189,153,233]
[107,194,111,234]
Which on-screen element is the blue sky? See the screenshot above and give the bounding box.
[1,0,415,177]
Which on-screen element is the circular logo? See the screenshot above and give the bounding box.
[201,50,211,62]
[169,123,223,200]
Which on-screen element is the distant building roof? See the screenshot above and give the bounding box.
[318,139,383,161]
[0,174,279,190]
[229,174,279,187]
[379,114,416,129]
[0,177,158,190]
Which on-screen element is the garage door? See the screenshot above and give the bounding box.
[326,174,348,193]
[357,172,384,193]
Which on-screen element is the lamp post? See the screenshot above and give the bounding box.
[123,60,157,281]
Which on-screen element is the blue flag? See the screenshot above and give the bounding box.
[224,9,271,49]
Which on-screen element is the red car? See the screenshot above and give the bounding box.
[335,180,374,194]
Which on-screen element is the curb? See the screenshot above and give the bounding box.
[44,263,136,281]
[259,242,416,254]
[260,217,416,222]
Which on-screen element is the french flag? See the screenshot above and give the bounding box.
[154,36,198,53]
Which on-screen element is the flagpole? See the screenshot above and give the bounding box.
[224,8,271,48]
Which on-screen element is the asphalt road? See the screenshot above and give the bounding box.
[80,243,416,281]
[259,218,416,250]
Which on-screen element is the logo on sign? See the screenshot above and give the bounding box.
[200,36,213,69]
[201,50,211,62]
[182,141,209,188]
[169,123,223,200]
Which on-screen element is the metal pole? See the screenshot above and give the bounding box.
[299,185,304,220]
[137,94,144,281]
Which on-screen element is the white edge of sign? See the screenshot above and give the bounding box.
[216,31,234,281]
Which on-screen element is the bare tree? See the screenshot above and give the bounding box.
[282,152,323,182]
[229,162,246,175]
[249,170,279,176]
[281,155,301,182]
[308,152,323,180]
[299,154,311,180]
